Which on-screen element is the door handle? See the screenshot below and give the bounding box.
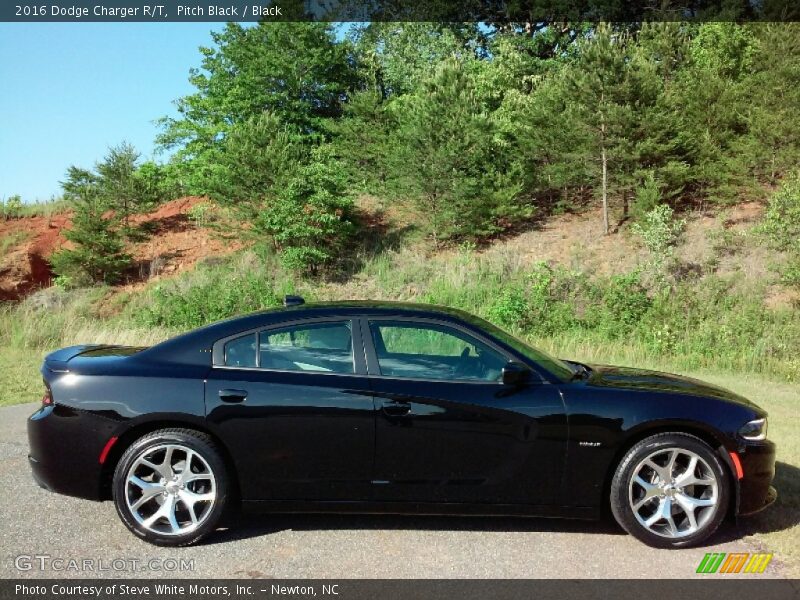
[382,400,412,417]
[219,388,248,403]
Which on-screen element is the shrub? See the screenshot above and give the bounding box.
[487,286,529,330]
[758,174,800,289]
[2,195,23,219]
[631,204,686,286]
[187,201,215,227]
[134,252,297,329]
[759,173,800,252]
[594,271,652,337]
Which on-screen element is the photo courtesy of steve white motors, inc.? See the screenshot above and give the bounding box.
[0,0,798,597]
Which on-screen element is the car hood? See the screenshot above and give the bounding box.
[585,364,760,410]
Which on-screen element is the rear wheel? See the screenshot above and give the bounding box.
[610,433,729,548]
[112,428,228,546]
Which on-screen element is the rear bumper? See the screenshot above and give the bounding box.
[736,439,777,516]
[27,404,111,501]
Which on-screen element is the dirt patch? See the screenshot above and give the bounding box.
[485,206,648,275]
[0,197,242,301]
[125,197,243,282]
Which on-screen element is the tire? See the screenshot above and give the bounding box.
[610,432,729,549]
[112,428,229,546]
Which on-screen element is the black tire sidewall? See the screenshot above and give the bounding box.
[610,433,729,549]
[112,429,228,546]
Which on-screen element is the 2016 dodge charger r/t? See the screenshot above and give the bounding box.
[27,298,776,547]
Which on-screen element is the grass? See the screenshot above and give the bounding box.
[0,231,30,259]
[15,198,70,218]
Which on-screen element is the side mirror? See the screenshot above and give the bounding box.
[501,361,531,386]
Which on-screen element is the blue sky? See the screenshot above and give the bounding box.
[0,22,228,202]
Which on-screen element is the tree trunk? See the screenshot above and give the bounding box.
[601,140,609,235]
[600,96,609,235]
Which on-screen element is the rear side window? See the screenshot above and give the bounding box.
[260,322,353,373]
[222,322,354,373]
[224,333,257,367]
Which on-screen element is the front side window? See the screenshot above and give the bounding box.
[369,321,507,382]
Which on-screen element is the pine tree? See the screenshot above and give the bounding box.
[208,113,355,273]
[567,23,634,234]
[96,142,145,235]
[389,58,525,245]
[50,182,131,286]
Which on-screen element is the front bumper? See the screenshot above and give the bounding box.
[736,439,777,515]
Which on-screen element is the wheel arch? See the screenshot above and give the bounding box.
[600,422,739,520]
[99,419,239,502]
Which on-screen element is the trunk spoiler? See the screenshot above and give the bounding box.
[43,344,112,372]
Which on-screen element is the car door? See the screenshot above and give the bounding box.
[205,317,376,502]
[364,317,567,506]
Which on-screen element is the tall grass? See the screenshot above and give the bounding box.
[0,231,30,259]
[16,198,70,218]
[2,229,799,408]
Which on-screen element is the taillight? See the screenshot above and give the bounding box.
[42,381,53,406]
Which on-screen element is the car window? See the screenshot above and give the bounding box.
[369,321,507,382]
[259,322,354,373]
[224,333,257,368]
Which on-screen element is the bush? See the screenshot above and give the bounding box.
[758,174,800,289]
[759,174,800,252]
[2,195,23,219]
[631,204,686,285]
[134,252,297,329]
[593,271,652,337]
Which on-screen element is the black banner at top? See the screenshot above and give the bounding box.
[3,0,800,22]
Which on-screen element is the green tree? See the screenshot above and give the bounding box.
[734,24,800,185]
[388,58,525,245]
[157,22,359,193]
[209,113,355,273]
[50,182,130,286]
[566,23,635,234]
[96,143,142,232]
[351,22,482,97]
[331,89,396,193]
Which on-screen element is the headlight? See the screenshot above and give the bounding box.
[739,417,768,441]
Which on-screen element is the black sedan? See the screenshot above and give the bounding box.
[27,298,776,547]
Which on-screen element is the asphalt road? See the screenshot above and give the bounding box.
[0,403,787,579]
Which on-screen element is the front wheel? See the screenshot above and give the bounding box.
[610,433,729,548]
[112,428,229,546]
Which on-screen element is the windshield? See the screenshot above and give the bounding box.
[465,316,576,382]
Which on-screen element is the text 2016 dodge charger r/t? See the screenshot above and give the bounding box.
[28,298,776,547]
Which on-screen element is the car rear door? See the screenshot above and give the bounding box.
[364,317,567,506]
[205,317,376,502]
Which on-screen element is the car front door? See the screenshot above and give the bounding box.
[364,318,567,507]
[205,318,376,502]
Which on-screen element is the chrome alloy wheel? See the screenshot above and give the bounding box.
[125,444,217,536]
[629,447,719,539]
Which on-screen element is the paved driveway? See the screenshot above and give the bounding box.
[0,403,787,579]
